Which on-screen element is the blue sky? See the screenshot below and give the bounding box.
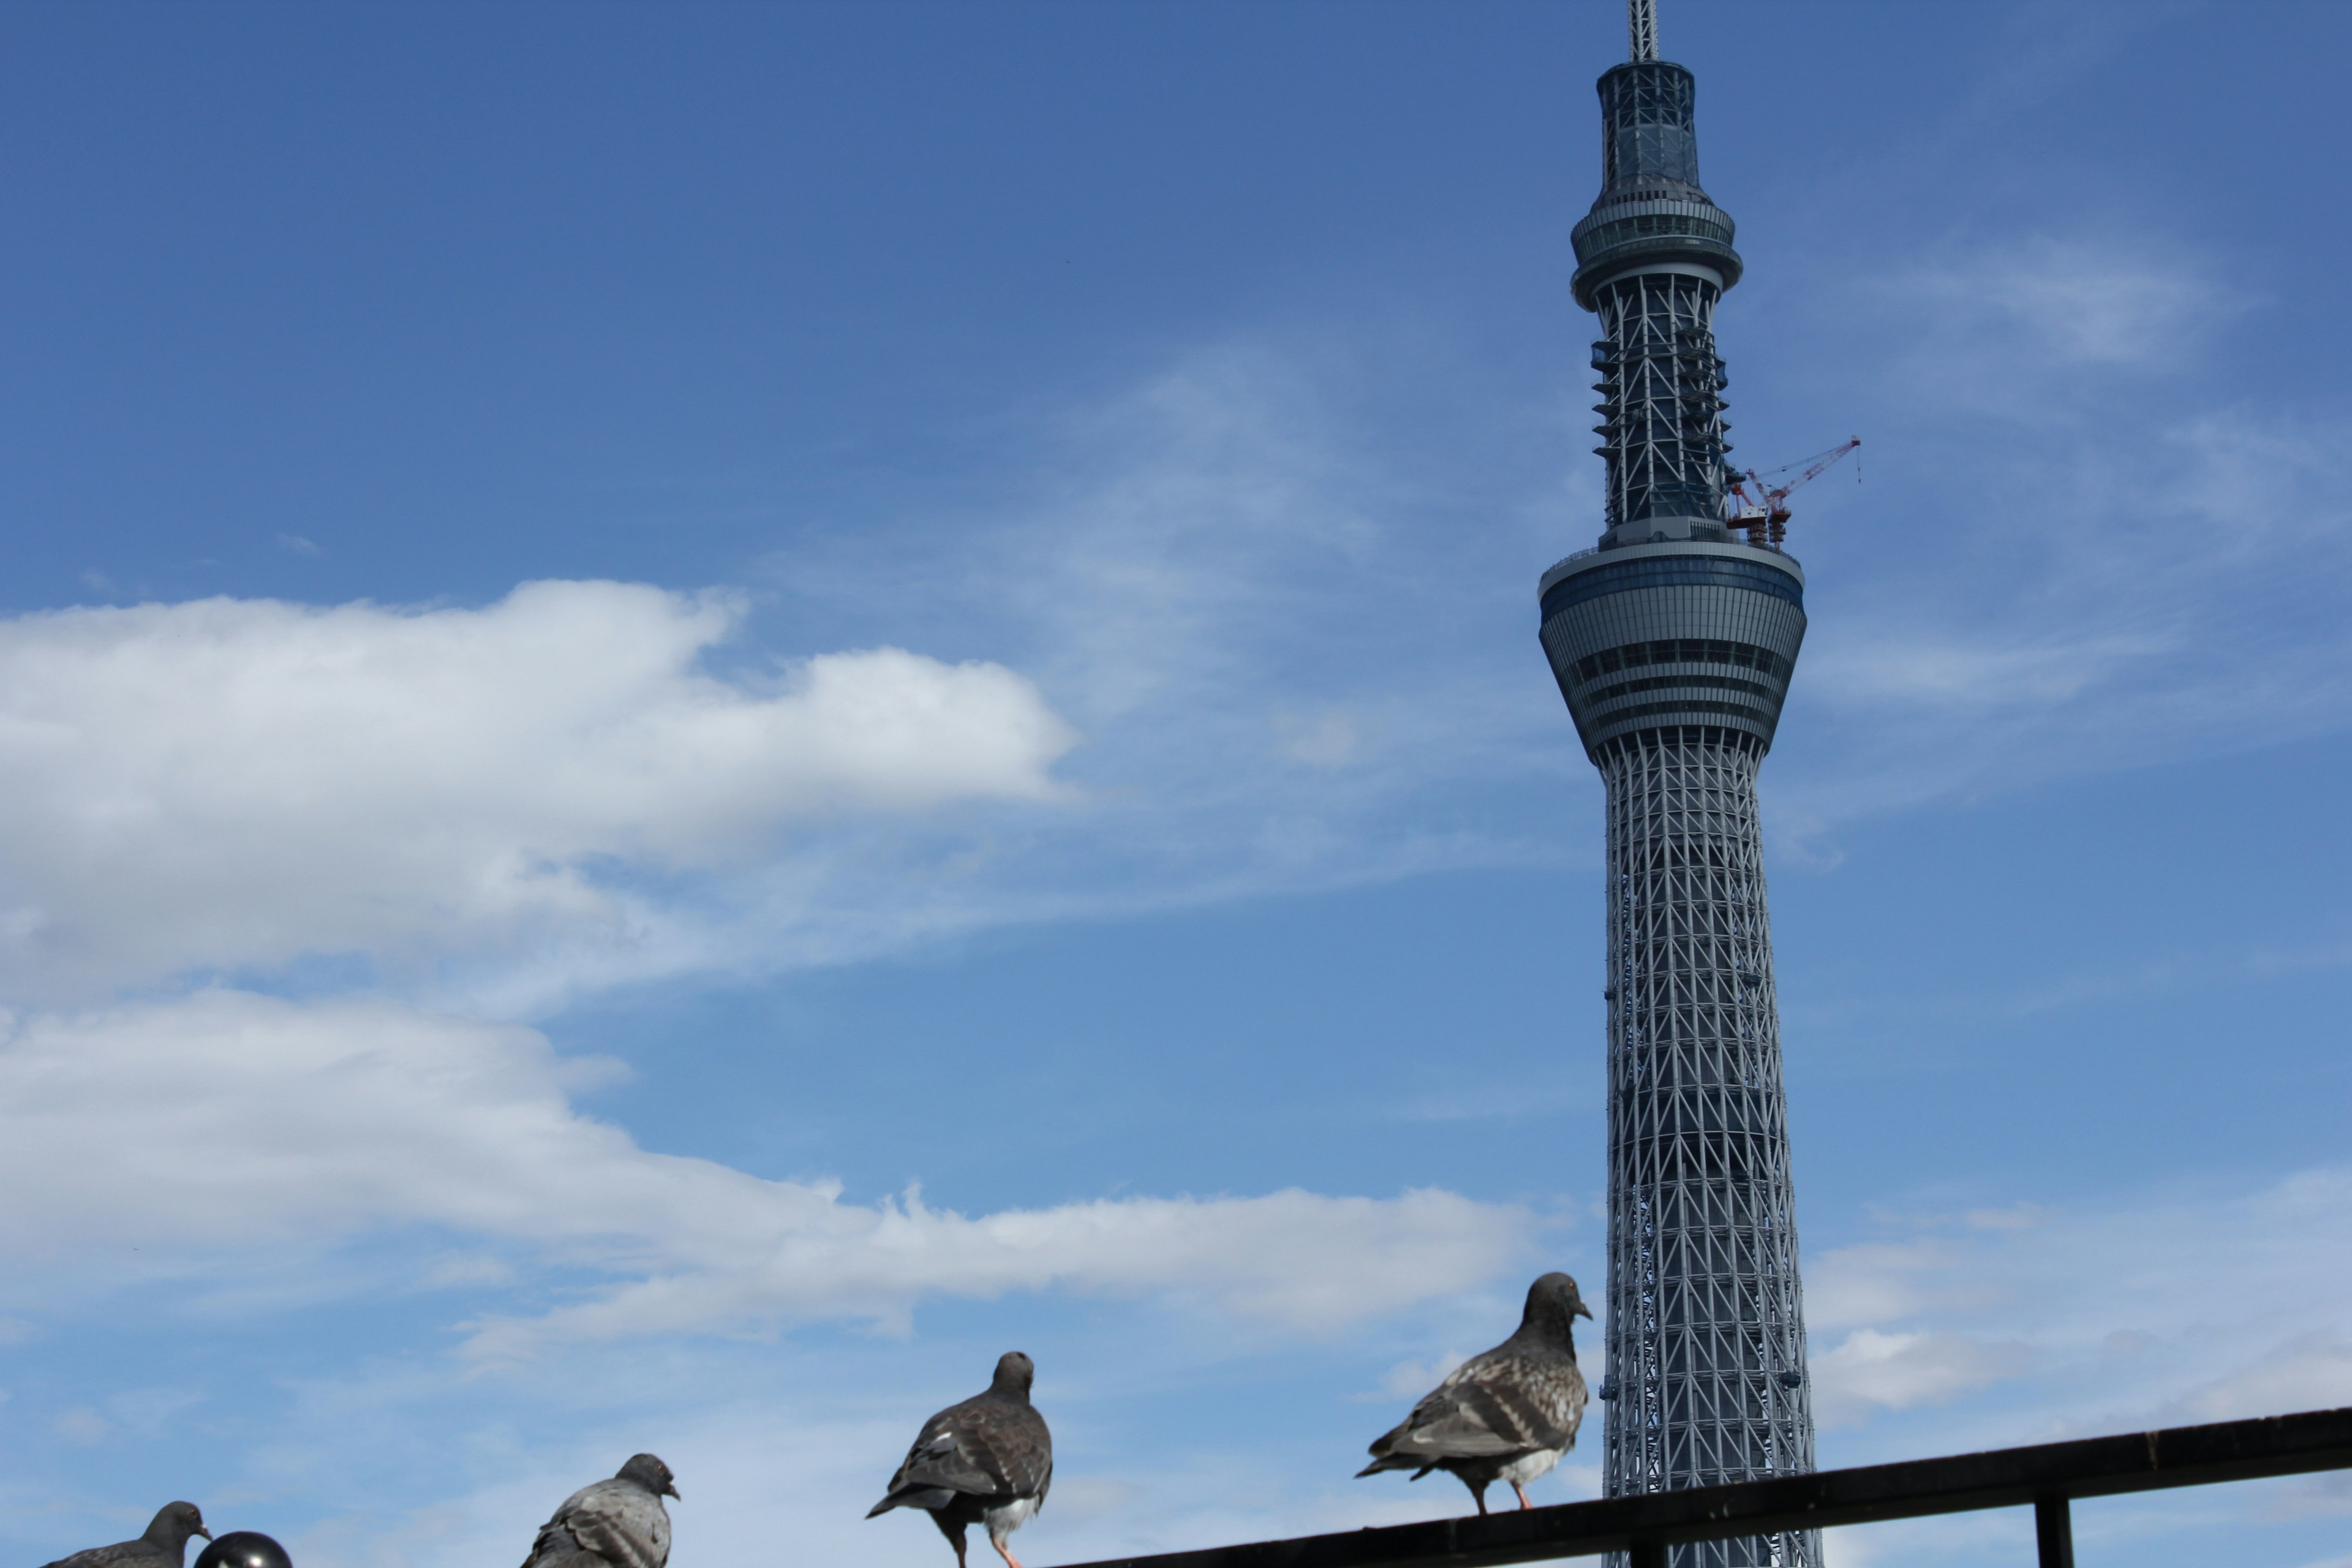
[2,2,2349,1566]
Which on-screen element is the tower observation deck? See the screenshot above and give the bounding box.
[1536,4,1819,1566]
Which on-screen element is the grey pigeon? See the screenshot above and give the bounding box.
[521,1454,677,1568]
[1357,1272,1594,1515]
[868,1351,1053,1568]
[38,1504,212,1568]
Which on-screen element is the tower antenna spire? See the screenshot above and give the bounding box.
[1627,0,1658,62]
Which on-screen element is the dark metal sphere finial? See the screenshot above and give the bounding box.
[193,1532,292,1568]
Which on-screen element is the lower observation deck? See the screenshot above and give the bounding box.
[1538,540,1806,759]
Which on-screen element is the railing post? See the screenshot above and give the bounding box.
[1628,1541,1666,1568]
[2033,1494,2074,1568]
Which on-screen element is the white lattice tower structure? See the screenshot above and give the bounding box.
[1627,0,1659,64]
[1534,6,1821,1565]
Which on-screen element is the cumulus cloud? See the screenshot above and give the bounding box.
[0,581,1076,998]
[0,992,1534,1355]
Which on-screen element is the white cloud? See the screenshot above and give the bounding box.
[1898,236,2229,378]
[299,1388,1577,1568]
[738,342,1597,929]
[484,1180,1532,1362]
[1741,225,2352,834]
[1800,1163,2352,1558]
[1275,709,1371,768]
[1807,1167,2352,1461]
[1375,1351,1467,1400]
[2,329,2343,1566]
[1780,398,2352,827]
[0,349,1600,1020]
[21,326,2331,1021]
[0,581,1076,999]
[0,992,1536,1355]
[2163,1332,2352,1430]
[1812,1328,2033,1428]
[51,1408,110,1445]
[1804,634,2158,712]
[1806,1240,1963,1333]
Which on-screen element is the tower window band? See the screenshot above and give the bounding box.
[1572,639,1788,684]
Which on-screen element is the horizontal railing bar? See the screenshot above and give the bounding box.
[1046,1406,2352,1568]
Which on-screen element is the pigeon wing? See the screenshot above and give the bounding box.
[526,1480,669,1568]
[42,1542,135,1568]
[563,1485,670,1568]
[42,1547,165,1568]
[886,1408,1009,1498]
[961,1398,1053,1502]
[1385,1351,1584,1460]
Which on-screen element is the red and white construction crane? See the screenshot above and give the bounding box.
[1727,437,1860,548]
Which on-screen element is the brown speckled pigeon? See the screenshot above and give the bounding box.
[38,1503,212,1568]
[868,1352,1053,1568]
[521,1454,677,1568]
[1358,1272,1594,1514]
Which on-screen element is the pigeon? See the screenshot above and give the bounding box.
[1357,1271,1594,1515]
[521,1454,677,1568]
[38,1504,213,1568]
[868,1351,1054,1568]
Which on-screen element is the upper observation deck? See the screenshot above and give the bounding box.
[1570,59,1741,308]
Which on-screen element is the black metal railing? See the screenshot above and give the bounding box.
[1049,1405,2352,1568]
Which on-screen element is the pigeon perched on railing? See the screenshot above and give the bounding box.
[521,1454,677,1568]
[38,1504,212,1568]
[1357,1272,1594,1515]
[868,1351,1054,1568]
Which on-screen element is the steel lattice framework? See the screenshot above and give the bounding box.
[1599,729,1815,1568]
[1535,7,1822,1566]
[1591,273,1729,532]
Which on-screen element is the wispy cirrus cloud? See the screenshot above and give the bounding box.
[1771,233,2352,834]
[1806,1167,2352,1458]
[1893,234,2232,378]
[1803,1169,2352,1564]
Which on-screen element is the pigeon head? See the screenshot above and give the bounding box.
[1520,1272,1595,1347]
[145,1504,211,1552]
[989,1351,1036,1401]
[616,1453,680,1499]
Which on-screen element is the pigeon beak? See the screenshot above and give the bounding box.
[197,1528,214,1542]
[1577,1300,1594,1320]
[666,1482,681,1499]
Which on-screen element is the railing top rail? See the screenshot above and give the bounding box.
[1046,1406,2352,1568]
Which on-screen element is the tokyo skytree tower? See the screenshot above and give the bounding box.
[1534,2,1820,1564]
